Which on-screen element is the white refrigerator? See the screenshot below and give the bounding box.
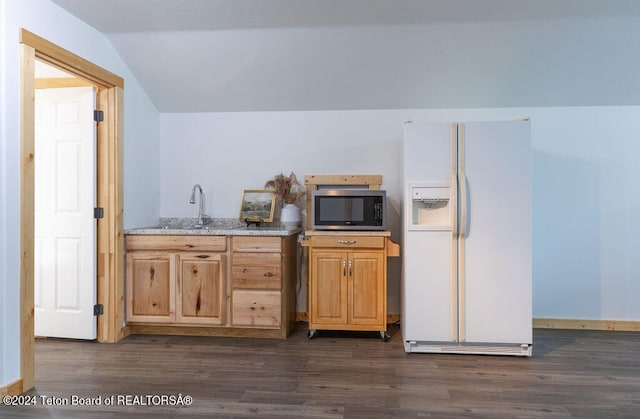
[402,121,532,356]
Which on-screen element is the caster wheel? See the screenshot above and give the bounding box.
[307,330,317,339]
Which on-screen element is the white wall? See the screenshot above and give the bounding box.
[0,0,160,387]
[159,111,404,221]
[159,106,640,321]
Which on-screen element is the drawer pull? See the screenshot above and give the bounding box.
[196,254,210,259]
[263,272,275,277]
[337,240,357,245]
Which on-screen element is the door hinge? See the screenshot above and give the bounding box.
[94,207,104,219]
[94,304,104,316]
[94,110,104,122]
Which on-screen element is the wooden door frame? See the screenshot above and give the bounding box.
[18,28,125,393]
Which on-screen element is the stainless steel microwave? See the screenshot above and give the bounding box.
[311,189,386,231]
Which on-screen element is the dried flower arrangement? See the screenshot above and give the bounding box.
[264,171,306,206]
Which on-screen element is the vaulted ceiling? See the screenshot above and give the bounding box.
[51,0,640,112]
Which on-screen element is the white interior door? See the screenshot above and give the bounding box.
[35,86,97,339]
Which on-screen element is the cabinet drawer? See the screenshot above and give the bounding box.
[232,252,281,289]
[127,235,227,252]
[310,235,385,249]
[233,236,281,252]
[232,290,281,327]
[232,266,281,289]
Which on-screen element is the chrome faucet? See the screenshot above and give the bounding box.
[189,184,206,225]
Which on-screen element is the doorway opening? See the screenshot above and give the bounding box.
[19,28,125,393]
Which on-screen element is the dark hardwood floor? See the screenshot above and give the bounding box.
[2,323,639,418]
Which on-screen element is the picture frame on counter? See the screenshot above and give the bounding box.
[239,190,276,223]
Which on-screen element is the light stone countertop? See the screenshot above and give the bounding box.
[125,218,302,237]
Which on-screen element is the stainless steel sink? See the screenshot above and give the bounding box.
[161,224,204,230]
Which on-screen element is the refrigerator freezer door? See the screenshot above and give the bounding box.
[460,121,532,345]
[402,122,459,344]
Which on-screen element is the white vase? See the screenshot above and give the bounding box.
[280,203,301,227]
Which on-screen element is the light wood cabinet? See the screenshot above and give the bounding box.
[126,236,226,325]
[125,233,298,338]
[306,232,397,339]
[126,252,174,323]
[176,253,225,325]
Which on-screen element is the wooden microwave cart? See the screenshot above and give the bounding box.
[302,175,400,341]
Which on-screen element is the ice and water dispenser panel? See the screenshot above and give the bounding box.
[410,184,452,229]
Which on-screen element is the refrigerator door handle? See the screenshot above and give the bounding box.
[459,174,468,238]
[451,170,458,238]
